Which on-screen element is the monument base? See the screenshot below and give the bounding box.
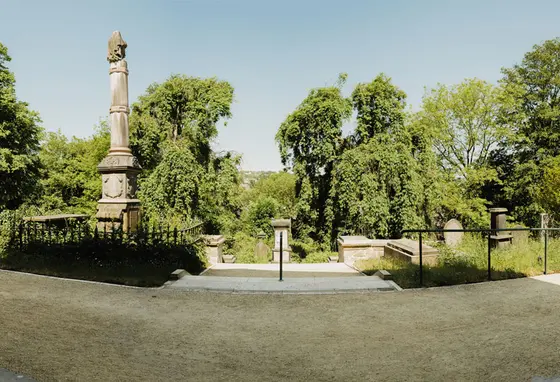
[272,249,291,263]
[96,201,141,232]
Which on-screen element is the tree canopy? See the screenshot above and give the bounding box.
[0,43,42,210]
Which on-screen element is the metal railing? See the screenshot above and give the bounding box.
[401,227,560,287]
[11,220,204,248]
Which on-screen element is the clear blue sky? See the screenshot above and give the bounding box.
[1,0,559,170]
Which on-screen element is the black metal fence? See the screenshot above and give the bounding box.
[11,220,204,249]
[402,227,560,287]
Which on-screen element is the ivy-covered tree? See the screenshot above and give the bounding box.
[276,74,352,243]
[131,75,241,233]
[333,75,431,239]
[129,75,234,171]
[351,73,407,144]
[0,42,43,210]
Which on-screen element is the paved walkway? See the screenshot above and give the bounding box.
[167,262,398,293]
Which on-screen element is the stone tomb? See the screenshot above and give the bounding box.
[272,219,291,263]
[337,236,387,265]
[443,219,464,248]
[384,238,439,266]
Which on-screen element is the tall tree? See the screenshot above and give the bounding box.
[415,78,518,226]
[276,74,352,243]
[333,74,432,238]
[351,73,407,144]
[131,75,240,232]
[492,38,560,225]
[129,75,234,171]
[501,38,560,158]
[0,43,42,210]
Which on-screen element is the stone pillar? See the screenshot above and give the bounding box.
[272,219,291,263]
[540,213,549,241]
[204,235,225,265]
[96,31,142,232]
[489,208,512,248]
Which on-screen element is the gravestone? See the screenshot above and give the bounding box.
[255,231,270,262]
[443,219,463,248]
[272,219,291,263]
[511,225,529,245]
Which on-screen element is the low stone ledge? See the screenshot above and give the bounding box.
[170,269,190,280]
[374,270,393,280]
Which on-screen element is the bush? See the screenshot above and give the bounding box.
[224,231,271,264]
[302,251,335,263]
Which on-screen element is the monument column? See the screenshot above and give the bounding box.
[96,31,141,232]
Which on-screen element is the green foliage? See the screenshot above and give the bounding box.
[38,123,110,214]
[129,74,234,171]
[501,38,560,158]
[0,43,43,210]
[244,196,279,237]
[332,135,426,238]
[537,156,560,222]
[129,75,240,233]
[413,78,519,227]
[242,171,296,218]
[351,73,407,143]
[224,231,270,264]
[301,251,335,263]
[276,74,352,242]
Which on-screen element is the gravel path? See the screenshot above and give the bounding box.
[1,270,560,381]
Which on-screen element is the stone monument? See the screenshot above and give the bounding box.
[96,31,142,232]
[489,207,512,248]
[443,219,464,248]
[272,219,291,263]
[203,235,225,265]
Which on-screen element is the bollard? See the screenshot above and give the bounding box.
[419,233,423,287]
[487,233,492,281]
[279,232,283,281]
[545,229,548,275]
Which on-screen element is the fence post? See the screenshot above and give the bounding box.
[544,229,548,275]
[279,232,283,282]
[419,232,423,287]
[487,232,492,281]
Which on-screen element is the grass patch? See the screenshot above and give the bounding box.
[355,234,558,288]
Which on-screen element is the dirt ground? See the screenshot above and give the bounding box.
[1,270,560,382]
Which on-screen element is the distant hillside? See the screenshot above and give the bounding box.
[240,171,276,189]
